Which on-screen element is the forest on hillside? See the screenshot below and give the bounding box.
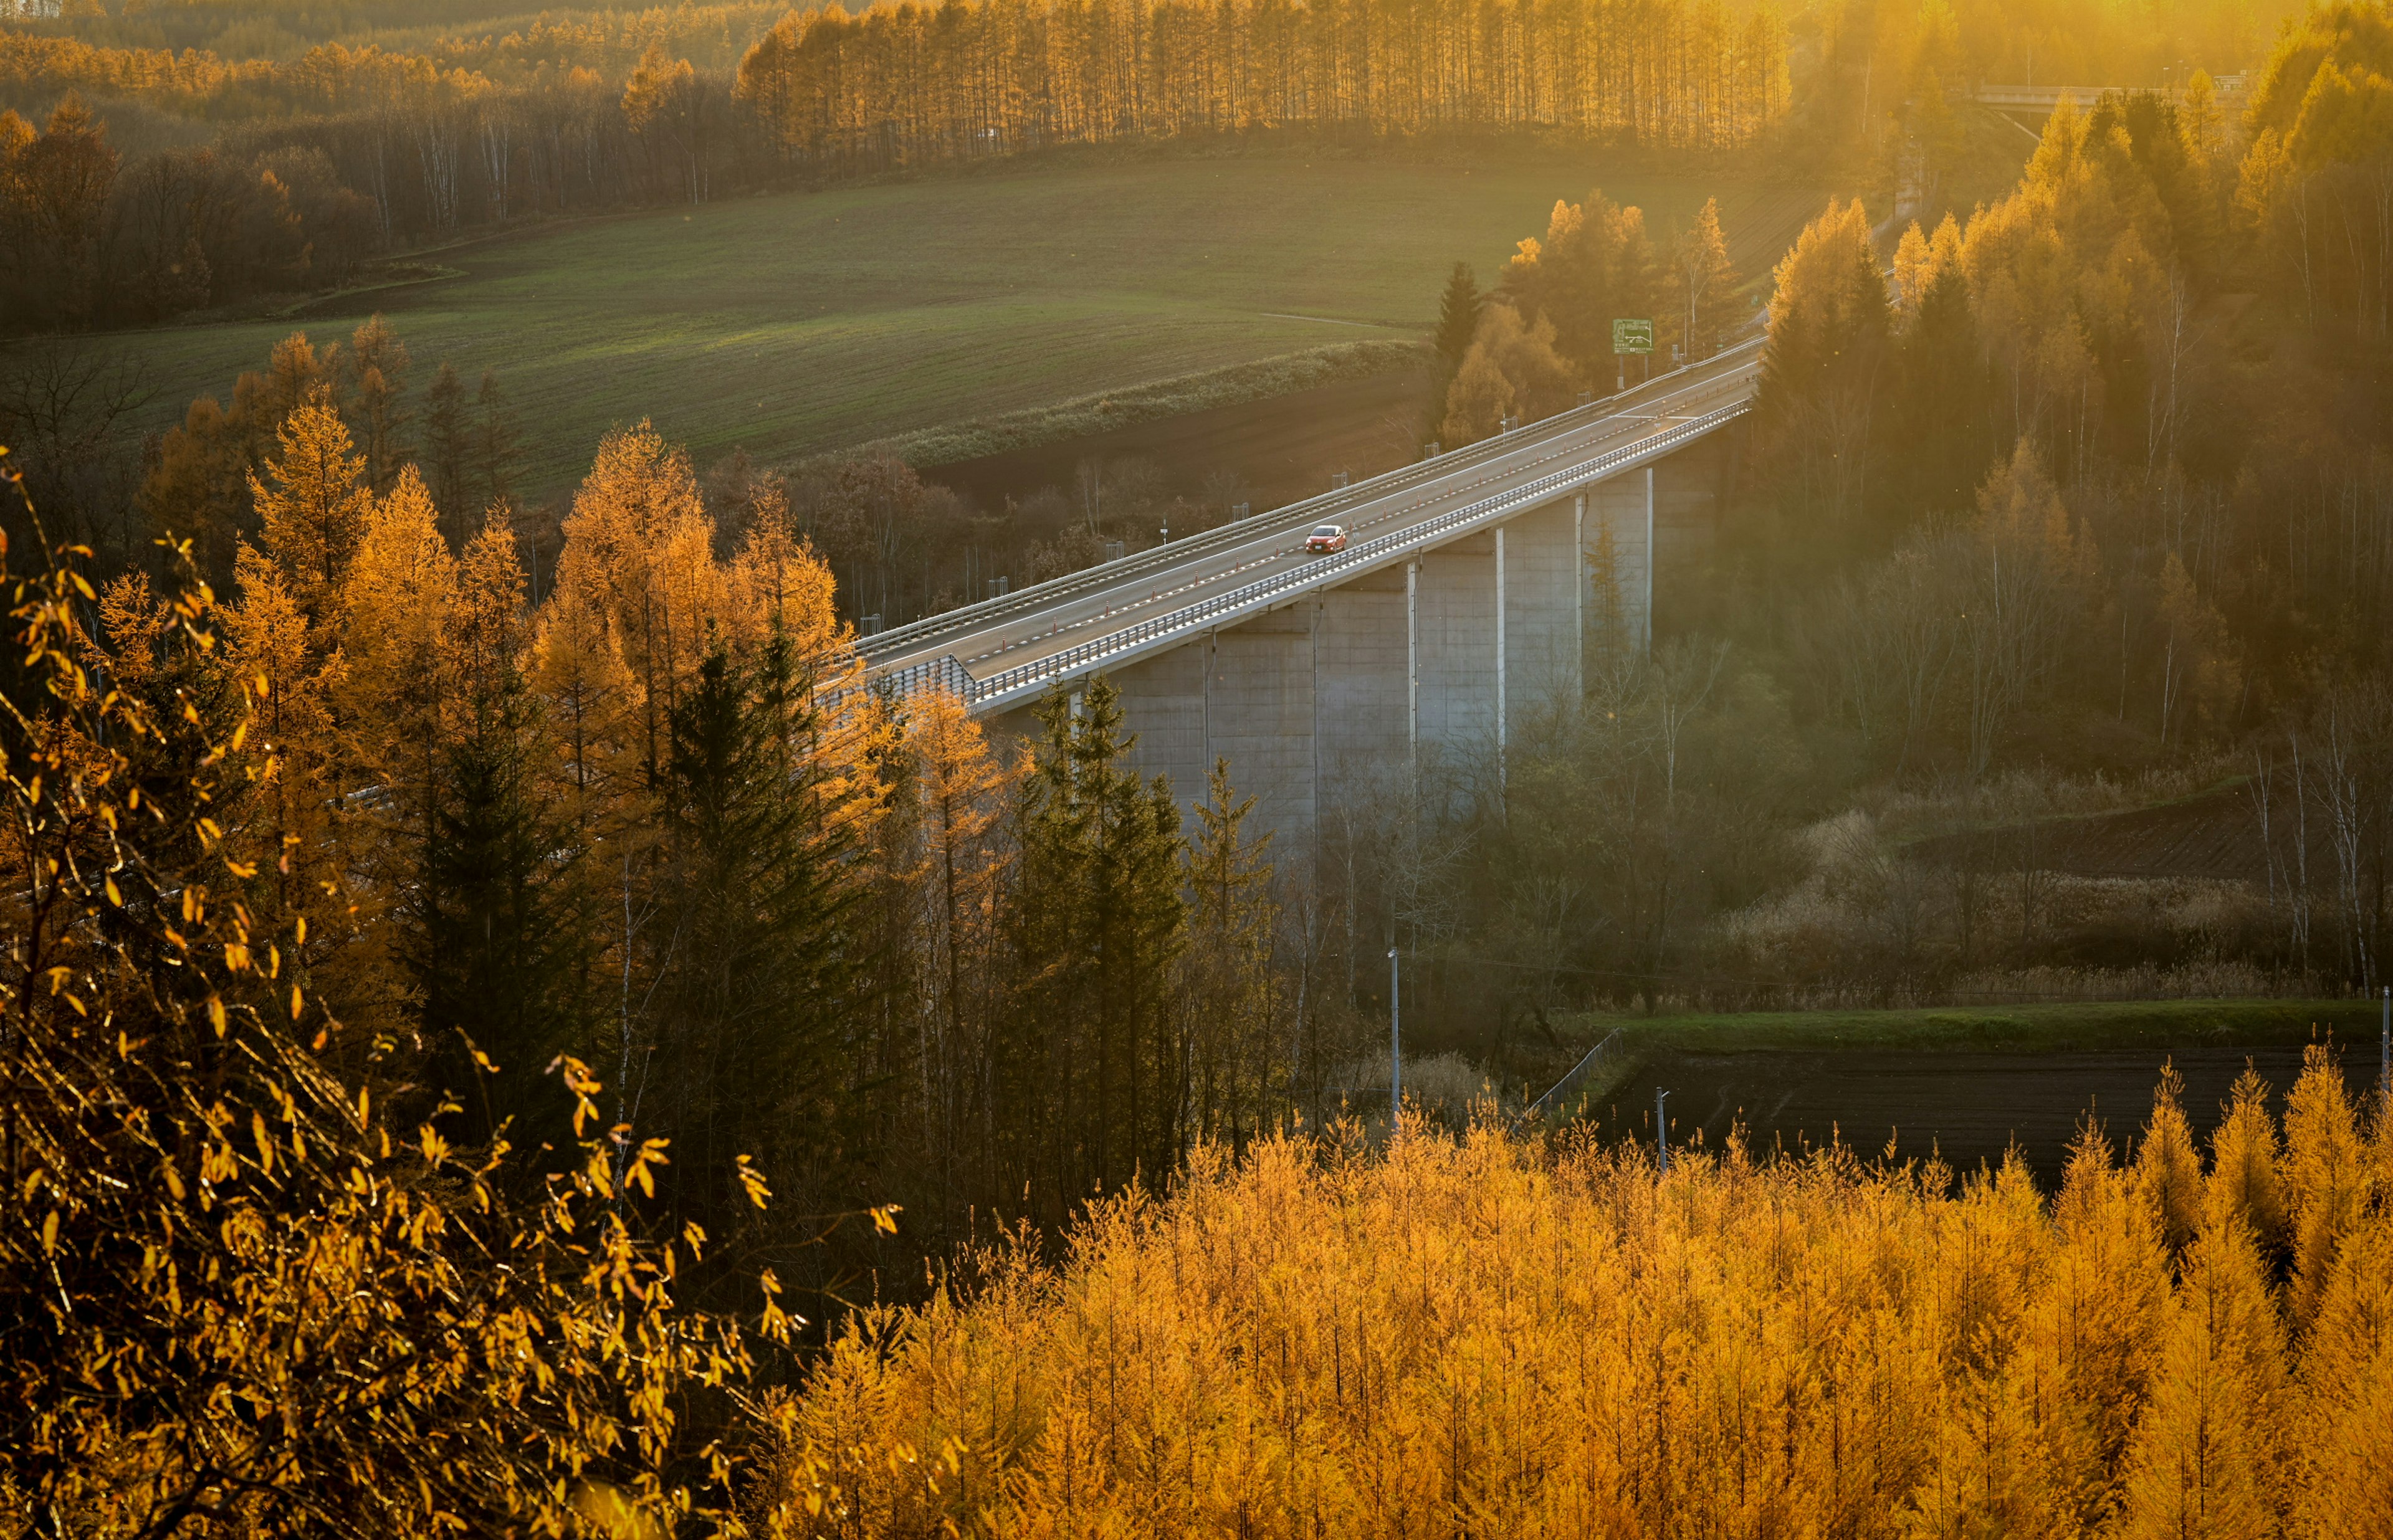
[0,0,2321,333]
[7,1,2393,1533]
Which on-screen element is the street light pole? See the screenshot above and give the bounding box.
[2381,986,2389,1125]
[1388,946,1401,1130]
[1656,1088,1671,1176]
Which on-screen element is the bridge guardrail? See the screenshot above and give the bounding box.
[877,397,1749,713]
[857,340,1764,666]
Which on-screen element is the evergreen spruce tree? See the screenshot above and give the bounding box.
[647,633,858,1230]
[1005,677,1185,1217]
[473,369,525,515]
[408,515,588,1152]
[1181,757,1279,1147]
[1429,262,1482,442]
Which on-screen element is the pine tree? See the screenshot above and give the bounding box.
[138,394,257,584]
[2282,1045,2367,1329]
[1433,261,1482,369]
[2207,1067,2288,1270]
[1428,261,1483,437]
[2038,1125,2171,1524]
[1756,198,1893,538]
[2286,1200,2393,1538]
[1180,757,1279,1146]
[900,685,1017,1213]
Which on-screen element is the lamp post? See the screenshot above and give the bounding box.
[1388,946,1402,1130]
[1656,1088,1671,1176]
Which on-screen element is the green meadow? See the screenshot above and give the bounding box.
[83,156,1822,497]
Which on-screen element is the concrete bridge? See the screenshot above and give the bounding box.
[1967,76,2246,117]
[859,340,1763,847]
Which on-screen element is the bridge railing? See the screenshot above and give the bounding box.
[1514,1029,1626,1129]
[857,340,1764,667]
[875,397,1751,713]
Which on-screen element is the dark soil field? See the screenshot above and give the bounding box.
[1603,1042,2376,1186]
[1905,786,2273,880]
[922,364,1435,520]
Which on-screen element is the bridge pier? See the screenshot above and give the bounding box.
[981,430,1734,858]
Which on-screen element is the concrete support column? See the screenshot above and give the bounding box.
[1406,559,1420,778]
[1573,492,1586,697]
[1643,465,1656,655]
[1494,523,1507,788]
[1202,630,1214,772]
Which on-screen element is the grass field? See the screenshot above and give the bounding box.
[1579,997,2362,1055]
[74,155,1823,498]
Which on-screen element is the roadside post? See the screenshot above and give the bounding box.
[1656,1088,1671,1175]
[1388,947,1402,1131]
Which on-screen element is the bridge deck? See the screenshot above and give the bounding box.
[864,339,1764,715]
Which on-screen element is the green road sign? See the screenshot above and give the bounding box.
[1612,318,1655,354]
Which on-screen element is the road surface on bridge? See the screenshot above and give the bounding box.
[861,338,1765,715]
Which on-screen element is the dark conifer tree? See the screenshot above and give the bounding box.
[1003,677,1185,1219]
[472,369,523,514]
[421,361,470,540]
[648,632,858,1230]
[1894,263,1994,516]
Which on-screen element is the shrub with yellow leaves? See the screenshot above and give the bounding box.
[0,456,811,1536]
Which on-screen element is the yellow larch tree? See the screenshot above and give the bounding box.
[2114,1160,2291,1540]
[2286,1197,2393,1538]
[2136,1062,2205,1258]
[340,464,457,843]
[2207,1067,2288,1267]
[2031,1126,2171,1526]
[549,420,724,780]
[249,388,372,629]
[2281,1045,2371,1330]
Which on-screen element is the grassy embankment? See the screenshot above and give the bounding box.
[87,158,1823,497]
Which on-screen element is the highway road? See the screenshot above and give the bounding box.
[861,338,1764,714]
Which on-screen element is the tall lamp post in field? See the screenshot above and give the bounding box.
[1388,947,1402,1130]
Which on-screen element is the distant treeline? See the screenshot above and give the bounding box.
[736,0,1788,173]
[0,0,1787,331]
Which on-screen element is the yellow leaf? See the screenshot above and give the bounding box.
[206,996,227,1036]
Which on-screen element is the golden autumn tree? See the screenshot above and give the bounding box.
[249,387,372,628]
[550,419,724,781]
[0,457,801,1538]
[2136,1062,2205,1257]
[2114,1161,2293,1539]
